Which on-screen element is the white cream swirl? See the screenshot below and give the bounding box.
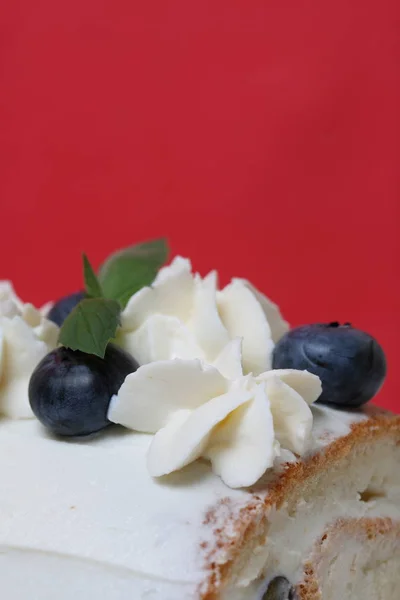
[118,257,289,375]
[0,282,59,419]
[111,257,322,488]
[108,343,322,488]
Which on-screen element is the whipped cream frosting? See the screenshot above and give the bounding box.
[0,282,58,418]
[0,261,321,489]
[118,256,289,374]
[109,357,322,488]
[110,256,322,487]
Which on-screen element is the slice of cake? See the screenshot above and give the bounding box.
[0,240,398,599]
[1,404,399,599]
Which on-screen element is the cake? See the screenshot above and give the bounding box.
[0,241,398,599]
[1,402,399,599]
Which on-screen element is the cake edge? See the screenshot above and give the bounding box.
[199,407,400,599]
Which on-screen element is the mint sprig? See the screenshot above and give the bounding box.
[58,298,121,358]
[83,254,103,298]
[99,238,169,308]
[58,238,169,358]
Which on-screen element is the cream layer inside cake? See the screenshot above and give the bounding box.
[1,405,399,600]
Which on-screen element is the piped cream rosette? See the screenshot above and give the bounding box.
[109,348,321,488]
[110,258,321,488]
[0,281,58,418]
[117,256,289,373]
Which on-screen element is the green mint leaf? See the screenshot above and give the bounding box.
[59,298,121,358]
[82,253,103,298]
[98,238,169,308]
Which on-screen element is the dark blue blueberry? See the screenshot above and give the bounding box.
[272,323,386,408]
[29,344,139,436]
[47,291,86,326]
[262,576,297,599]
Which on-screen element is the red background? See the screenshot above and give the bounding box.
[0,2,398,410]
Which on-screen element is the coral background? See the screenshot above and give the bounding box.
[0,1,398,410]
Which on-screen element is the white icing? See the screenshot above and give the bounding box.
[110,258,306,487]
[108,359,228,432]
[188,271,230,361]
[257,369,322,405]
[118,256,288,374]
[217,279,276,374]
[256,370,322,454]
[310,403,369,449]
[0,405,396,600]
[147,387,256,484]
[108,361,321,487]
[262,376,313,455]
[235,279,289,343]
[213,337,243,380]
[0,418,249,599]
[0,282,58,419]
[203,382,277,488]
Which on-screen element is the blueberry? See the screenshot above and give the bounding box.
[262,576,297,599]
[47,291,86,326]
[272,323,386,408]
[29,344,139,436]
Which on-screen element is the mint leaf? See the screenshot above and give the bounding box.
[59,298,121,358]
[99,238,169,308]
[83,254,103,298]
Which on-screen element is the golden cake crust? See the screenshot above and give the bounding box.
[200,407,400,599]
